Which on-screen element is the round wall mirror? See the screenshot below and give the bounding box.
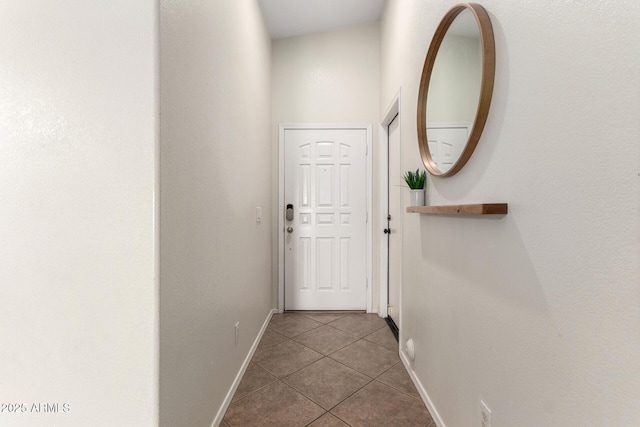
[417,3,495,177]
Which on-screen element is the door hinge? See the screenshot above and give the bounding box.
[387,304,392,315]
[365,143,368,155]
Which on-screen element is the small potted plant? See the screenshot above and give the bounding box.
[403,169,426,206]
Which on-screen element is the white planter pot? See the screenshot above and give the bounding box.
[409,188,425,206]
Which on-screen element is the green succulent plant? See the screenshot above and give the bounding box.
[403,169,426,189]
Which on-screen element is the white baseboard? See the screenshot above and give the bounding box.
[399,351,446,427]
[210,308,276,427]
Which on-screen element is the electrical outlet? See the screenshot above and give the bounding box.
[234,322,240,345]
[256,207,262,223]
[480,400,492,427]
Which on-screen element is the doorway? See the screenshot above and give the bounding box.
[379,92,402,342]
[278,124,373,312]
[386,114,401,337]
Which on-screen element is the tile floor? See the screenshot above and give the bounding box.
[223,312,435,427]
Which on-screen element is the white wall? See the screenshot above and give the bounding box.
[159,1,273,426]
[271,23,381,310]
[0,1,158,426]
[381,0,640,426]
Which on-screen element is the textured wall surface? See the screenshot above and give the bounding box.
[381,0,640,425]
[0,1,158,425]
[159,1,273,426]
[271,23,380,311]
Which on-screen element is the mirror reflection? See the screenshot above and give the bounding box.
[417,3,494,177]
[426,9,482,173]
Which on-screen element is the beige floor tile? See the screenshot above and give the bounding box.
[300,312,350,324]
[293,325,359,355]
[363,326,398,352]
[227,312,433,426]
[331,380,433,427]
[329,340,399,378]
[253,339,323,378]
[257,328,289,350]
[307,412,350,426]
[284,357,371,410]
[327,314,387,338]
[377,362,420,399]
[269,313,323,338]
[224,381,324,427]
[232,363,277,402]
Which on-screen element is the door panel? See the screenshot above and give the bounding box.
[284,129,367,310]
[427,124,469,171]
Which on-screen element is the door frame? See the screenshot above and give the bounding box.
[378,90,403,330]
[278,123,373,313]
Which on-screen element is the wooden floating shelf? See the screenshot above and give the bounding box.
[406,203,508,216]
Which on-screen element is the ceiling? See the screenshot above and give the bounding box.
[258,0,385,40]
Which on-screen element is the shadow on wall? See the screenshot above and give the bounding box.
[418,213,545,315]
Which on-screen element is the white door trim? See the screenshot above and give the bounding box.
[278,123,373,313]
[378,90,402,331]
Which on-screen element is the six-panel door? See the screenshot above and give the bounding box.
[284,128,367,310]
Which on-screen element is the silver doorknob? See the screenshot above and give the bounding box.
[287,227,294,233]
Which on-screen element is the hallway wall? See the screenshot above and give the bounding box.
[381,1,640,426]
[0,1,158,426]
[271,23,381,311]
[159,1,273,426]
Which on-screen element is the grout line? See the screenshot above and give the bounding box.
[325,375,375,411]
[234,315,422,425]
[376,359,401,377]
[330,412,354,427]
[303,411,328,426]
[251,360,281,381]
[378,376,424,401]
[290,329,360,356]
[324,339,379,379]
[278,353,325,380]
[227,373,278,405]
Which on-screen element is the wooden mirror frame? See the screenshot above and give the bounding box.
[417,3,495,177]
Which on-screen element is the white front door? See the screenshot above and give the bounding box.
[427,124,469,172]
[284,128,368,310]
